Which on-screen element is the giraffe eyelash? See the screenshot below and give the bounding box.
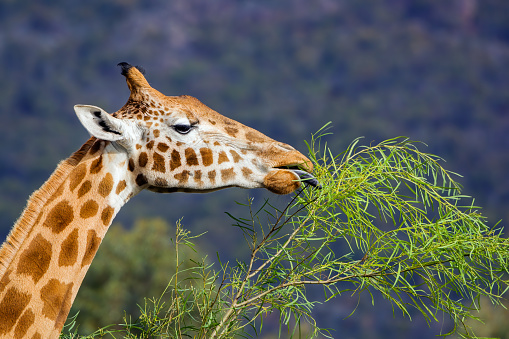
[173,124,194,134]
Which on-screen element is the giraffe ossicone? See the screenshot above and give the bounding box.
[0,62,318,338]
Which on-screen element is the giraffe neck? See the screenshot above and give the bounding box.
[0,138,139,338]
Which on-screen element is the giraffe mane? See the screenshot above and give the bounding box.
[118,62,145,76]
[0,137,96,278]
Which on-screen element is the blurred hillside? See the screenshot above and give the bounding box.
[1,1,508,337]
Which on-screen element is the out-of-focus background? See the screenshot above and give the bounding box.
[1,1,508,337]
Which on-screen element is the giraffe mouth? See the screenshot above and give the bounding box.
[276,166,321,189]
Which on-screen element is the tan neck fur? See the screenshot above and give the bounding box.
[0,138,136,338]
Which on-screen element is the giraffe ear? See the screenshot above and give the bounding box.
[74,105,126,141]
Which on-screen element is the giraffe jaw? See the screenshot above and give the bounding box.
[147,185,237,194]
[146,168,320,195]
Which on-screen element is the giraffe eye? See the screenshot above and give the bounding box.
[173,124,193,134]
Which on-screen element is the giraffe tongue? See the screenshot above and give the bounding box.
[290,169,322,189]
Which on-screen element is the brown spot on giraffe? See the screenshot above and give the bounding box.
[40,279,73,327]
[209,119,217,125]
[194,170,203,186]
[230,150,242,163]
[14,308,35,338]
[155,177,167,186]
[44,200,74,234]
[213,141,220,146]
[0,269,11,294]
[32,332,43,339]
[17,234,52,283]
[89,155,103,174]
[136,174,148,186]
[157,142,169,152]
[242,167,253,178]
[80,200,99,219]
[185,148,199,166]
[89,140,103,155]
[78,180,92,198]
[218,151,229,164]
[152,152,166,173]
[98,173,114,197]
[138,152,148,167]
[153,129,160,138]
[82,230,101,267]
[245,131,266,143]
[146,140,155,149]
[208,170,216,184]
[0,287,31,335]
[174,170,190,184]
[200,148,213,166]
[59,228,79,267]
[221,168,235,182]
[116,180,127,194]
[170,150,181,170]
[128,158,135,172]
[101,206,115,226]
[225,126,239,137]
[69,164,87,192]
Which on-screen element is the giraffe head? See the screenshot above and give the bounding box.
[75,62,318,195]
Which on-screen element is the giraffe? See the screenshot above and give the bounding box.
[0,63,319,338]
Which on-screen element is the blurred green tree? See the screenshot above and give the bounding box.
[460,296,509,339]
[69,218,202,335]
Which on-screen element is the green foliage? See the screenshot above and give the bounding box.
[67,218,203,335]
[459,296,509,339]
[62,131,509,338]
